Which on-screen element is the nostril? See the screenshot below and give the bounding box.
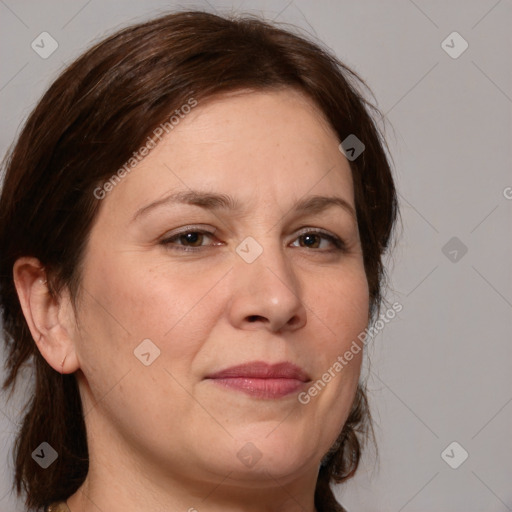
[247,315,265,322]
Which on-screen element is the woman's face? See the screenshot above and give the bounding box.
[72,89,369,490]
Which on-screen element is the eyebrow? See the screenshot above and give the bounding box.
[131,190,356,222]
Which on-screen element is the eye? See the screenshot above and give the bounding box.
[160,226,347,253]
[290,229,346,252]
[160,228,220,251]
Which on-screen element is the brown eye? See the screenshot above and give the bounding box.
[161,229,218,251]
[178,232,204,247]
[291,230,346,252]
[298,233,321,249]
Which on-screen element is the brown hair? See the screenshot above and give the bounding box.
[0,10,398,512]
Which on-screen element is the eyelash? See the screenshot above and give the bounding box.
[160,226,347,253]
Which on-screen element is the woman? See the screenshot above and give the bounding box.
[0,10,398,512]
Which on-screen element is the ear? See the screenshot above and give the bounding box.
[13,256,80,374]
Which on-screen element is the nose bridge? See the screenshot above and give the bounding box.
[230,231,307,332]
[235,232,297,292]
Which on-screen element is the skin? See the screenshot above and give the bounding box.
[14,88,369,512]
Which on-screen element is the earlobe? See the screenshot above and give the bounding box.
[13,256,80,374]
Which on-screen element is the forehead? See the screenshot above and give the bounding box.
[98,89,354,220]
[172,88,340,157]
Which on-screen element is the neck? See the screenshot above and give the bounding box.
[67,469,319,512]
[66,415,320,512]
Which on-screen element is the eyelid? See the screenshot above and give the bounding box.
[294,226,337,238]
[161,224,218,240]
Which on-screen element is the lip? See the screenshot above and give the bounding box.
[205,361,311,399]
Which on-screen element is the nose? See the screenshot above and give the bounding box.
[227,237,307,333]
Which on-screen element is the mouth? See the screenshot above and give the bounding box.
[205,361,311,399]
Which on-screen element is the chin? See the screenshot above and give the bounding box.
[224,428,321,478]
[216,451,317,486]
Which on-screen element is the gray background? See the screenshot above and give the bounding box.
[1,1,511,511]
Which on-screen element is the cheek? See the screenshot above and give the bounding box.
[75,256,225,378]
[301,264,368,414]
[73,258,222,433]
[311,264,369,347]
